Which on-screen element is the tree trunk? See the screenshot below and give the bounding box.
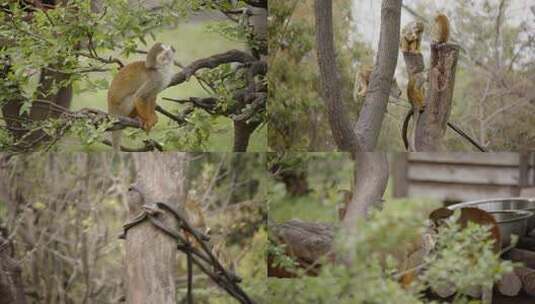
[233,121,255,152]
[124,153,189,304]
[278,169,309,197]
[353,0,401,151]
[0,236,27,304]
[342,152,389,231]
[414,43,460,151]
[314,0,359,152]
[315,0,401,152]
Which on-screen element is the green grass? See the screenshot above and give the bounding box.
[61,21,265,151]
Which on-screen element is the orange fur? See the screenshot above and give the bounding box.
[432,14,450,44]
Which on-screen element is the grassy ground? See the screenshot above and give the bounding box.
[61,20,266,151]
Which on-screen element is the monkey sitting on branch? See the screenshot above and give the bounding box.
[107,42,175,150]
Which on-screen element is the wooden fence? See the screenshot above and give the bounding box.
[392,152,535,203]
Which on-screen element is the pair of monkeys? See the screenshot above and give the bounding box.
[107,42,176,150]
[355,13,450,113]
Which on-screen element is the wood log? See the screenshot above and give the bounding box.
[497,270,522,297]
[270,220,335,263]
[517,236,535,251]
[503,248,535,269]
[268,220,335,278]
[514,266,535,296]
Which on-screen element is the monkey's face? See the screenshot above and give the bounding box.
[403,21,424,42]
[155,44,175,67]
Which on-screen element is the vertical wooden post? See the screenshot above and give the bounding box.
[392,153,409,198]
[124,153,188,304]
[414,43,460,151]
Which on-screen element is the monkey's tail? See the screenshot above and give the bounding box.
[402,109,413,151]
[111,130,121,151]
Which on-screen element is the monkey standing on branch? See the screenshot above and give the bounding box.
[400,21,424,53]
[107,43,175,150]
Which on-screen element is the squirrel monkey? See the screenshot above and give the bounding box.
[400,21,424,53]
[407,72,426,112]
[353,64,402,100]
[431,14,450,44]
[107,42,175,150]
[403,72,426,151]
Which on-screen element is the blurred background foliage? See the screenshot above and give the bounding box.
[0,0,266,151]
[0,152,267,303]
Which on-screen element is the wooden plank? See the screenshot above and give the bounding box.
[408,152,519,166]
[518,152,530,196]
[408,163,519,186]
[408,182,517,202]
[392,153,409,198]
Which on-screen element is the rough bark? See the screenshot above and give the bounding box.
[125,153,188,304]
[514,266,535,296]
[268,220,335,278]
[233,120,255,152]
[342,152,389,231]
[353,0,401,151]
[0,236,27,304]
[314,0,359,152]
[402,52,425,74]
[414,43,460,151]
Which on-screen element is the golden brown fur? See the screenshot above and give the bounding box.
[431,14,450,44]
[107,42,174,149]
[407,73,425,112]
[400,21,425,53]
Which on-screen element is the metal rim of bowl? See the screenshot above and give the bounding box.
[487,210,533,224]
[446,201,533,224]
[448,197,535,211]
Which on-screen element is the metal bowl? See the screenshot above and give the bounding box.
[448,201,533,248]
[450,198,535,231]
[488,210,531,247]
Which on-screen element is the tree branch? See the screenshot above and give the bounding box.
[169,50,257,87]
[353,0,401,150]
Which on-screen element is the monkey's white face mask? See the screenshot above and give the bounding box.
[155,44,175,67]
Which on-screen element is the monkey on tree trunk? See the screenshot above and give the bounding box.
[107,42,175,150]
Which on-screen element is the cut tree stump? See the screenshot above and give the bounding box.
[414,43,460,151]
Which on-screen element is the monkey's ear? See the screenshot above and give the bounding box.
[171,46,176,52]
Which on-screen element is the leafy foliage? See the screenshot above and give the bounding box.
[0,0,265,151]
